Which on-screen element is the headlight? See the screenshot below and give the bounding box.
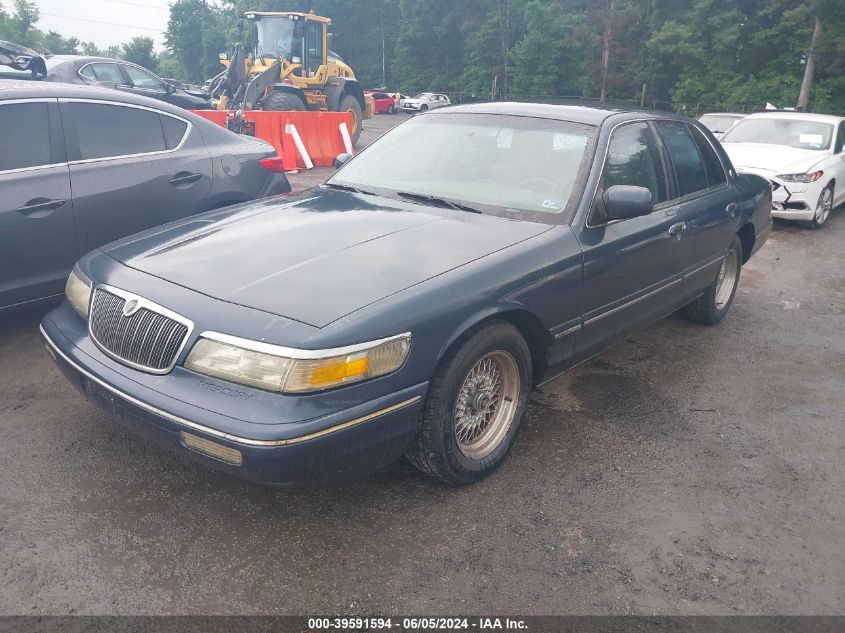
[184,333,411,393]
[777,170,824,183]
[65,267,92,318]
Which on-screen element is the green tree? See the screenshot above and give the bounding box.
[121,36,158,71]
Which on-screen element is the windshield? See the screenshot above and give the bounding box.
[413,93,432,99]
[699,114,743,134]
[254,17,298,59]
[328,113,596,221]
[721,117,834,150]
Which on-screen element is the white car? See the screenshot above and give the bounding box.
[401,92,451,112]
[698,112,745,139]
[720,112,845,228]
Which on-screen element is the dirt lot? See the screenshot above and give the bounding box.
[0,111,843,616]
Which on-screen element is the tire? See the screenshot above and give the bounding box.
[387,104,395,114]
[338,94,363,146]
[420,104,429,112]
[260,90,306,112]
[800,184,833,229]
[681,236,742,325]
[407,321,532,485]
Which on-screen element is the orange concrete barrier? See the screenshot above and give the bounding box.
[190,109,355,170]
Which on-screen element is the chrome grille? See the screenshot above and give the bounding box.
[89,287,190,373]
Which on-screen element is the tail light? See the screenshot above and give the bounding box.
[259,156,287,173]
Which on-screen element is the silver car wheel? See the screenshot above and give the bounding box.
[815,187,833,225]
[715,249,739,310]
[454,350,520,460]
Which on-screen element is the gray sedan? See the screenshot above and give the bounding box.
[0,81,290,310]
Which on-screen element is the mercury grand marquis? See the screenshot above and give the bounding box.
[41,103,772,485]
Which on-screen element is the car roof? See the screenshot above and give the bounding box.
[430,101,692,126]
[741,111,844,124]
[700,112,745,117]
[0,79,197,119]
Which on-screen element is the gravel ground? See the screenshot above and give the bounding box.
[0,111,843,615]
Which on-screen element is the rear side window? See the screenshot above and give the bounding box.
[64,103,167,160]
[655,121,709,196]
[691,126,727,186]
[601,122,668,203]
[160,114,188,149]
[83,63,125,84]
[0,103,51,171]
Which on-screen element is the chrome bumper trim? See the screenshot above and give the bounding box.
[41,325,421,448]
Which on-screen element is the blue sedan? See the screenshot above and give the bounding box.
[41,103,772,485]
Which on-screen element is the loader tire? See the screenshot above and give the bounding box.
[260,91,306,112]
[339,94,363,146]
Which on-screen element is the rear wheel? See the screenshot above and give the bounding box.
[801,184,833,229]
[387,104,395,114]
[681,236,742,325]
[260,90,306,112]
[339,94,363,146]
[407,321,532,485]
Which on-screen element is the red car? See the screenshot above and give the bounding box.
[365,90,399,114]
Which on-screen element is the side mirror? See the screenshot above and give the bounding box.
[603,185,653,221]
[165,83,176,94]
[334,153,353,168]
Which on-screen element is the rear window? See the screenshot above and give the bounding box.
[64,103,168,160]
[0,103,51,171]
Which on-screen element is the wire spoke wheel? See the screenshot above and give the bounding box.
[714,249,739,310]
[453,350,520,460]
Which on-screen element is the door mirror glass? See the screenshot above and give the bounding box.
[603,185,653,220]
[334,152,352,168]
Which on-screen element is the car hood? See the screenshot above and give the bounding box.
[722,142,826,175]
[104,190,551,328]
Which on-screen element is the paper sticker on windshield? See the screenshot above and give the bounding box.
[799,133,824,145]
[542,199,561,210]
[496,129,514,149]
[553,133,587,151]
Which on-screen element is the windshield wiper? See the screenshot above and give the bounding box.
[323,183,376,196]
[396,191,482,214]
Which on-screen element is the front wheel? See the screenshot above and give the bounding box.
[681,236,742,325]
[338,94,363,146]
[801,184,833,229]
[407,321,532,485]
[260,90,305,112]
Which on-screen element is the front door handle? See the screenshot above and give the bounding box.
[726,202,738,216]
[16,198,67,218]
[668,222,686,239]
[168,172,203,187]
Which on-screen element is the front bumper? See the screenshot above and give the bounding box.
[738,168,821,222]
[41,310,426,486]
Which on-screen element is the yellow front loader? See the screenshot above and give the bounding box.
[209,11,374,145]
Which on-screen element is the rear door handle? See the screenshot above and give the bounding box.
[726,202,738,216]
[16,198,67,218]
[668,222,686,238]
[168,172,203,187]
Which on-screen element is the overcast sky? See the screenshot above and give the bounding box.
[33,0,171,49]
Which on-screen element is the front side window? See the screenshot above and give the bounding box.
[655,120,709,197]
[329,113,595,221]
[123,65,166,92]
[835,123,845,154]
[305,21,323,74]
[721,117,834,151]
[601,122,668,204]
[0,102,51,171]
[64,103,168,160]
